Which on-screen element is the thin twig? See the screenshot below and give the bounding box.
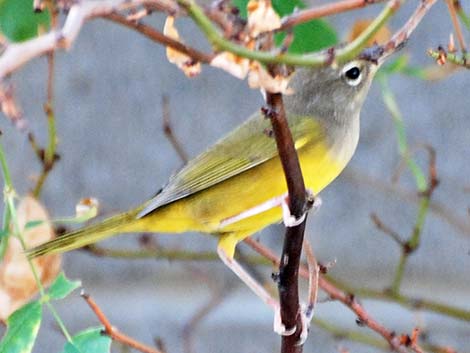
[370,212,404,245]
[280,0,387,30]
[390,146,438,294]
[161,95,189,163]
[243,238,409,353]
[453,0,470,30]
[82,241,470,322]
[102,13,213,64]
[446,0,467,52]
[179,0,404,66]
[428,47,470,68]
[81,291,164,353]
[32,50,58,197]
[182,267,231,353]
[383,0,439,58]
[0,0,179,79]
[344,168,470,237]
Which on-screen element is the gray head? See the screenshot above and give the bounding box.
[284,59,380,127]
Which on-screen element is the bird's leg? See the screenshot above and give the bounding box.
[294,239,320,345]
[217,245,295,336]
[219,189,320,229]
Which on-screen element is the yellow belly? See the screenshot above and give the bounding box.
[140,139,345,243]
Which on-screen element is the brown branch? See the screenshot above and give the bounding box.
[81,291,164,353]
[370,212,404,246]
[243,237,411,353]
[382,0,438,58]
[280,0,387,31]
[102,13,213,64]
[161,94,189,163]
[0,0,179,79]
[446,0,467,52]
[264,92,308,353]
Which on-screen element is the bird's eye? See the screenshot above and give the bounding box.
[342,62,363,86]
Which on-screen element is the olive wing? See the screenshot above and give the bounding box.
[137,113,321,218]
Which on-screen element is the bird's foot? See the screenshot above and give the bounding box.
[281,189,321,227]
[273,303,313,345]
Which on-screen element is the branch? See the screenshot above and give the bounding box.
[383,0,438,57]
[102,13,213,64]
[280,0,387,30]
[390,146,438,294]
[81,291,164,353]
[85,240,470,323]
[179,0,404,66]
[454,0,470,30]
[445,0,467,52]
[264,92,308,352]
[428,48,470,68]
[243,238,409,353]
[0,0,178,79]
[325,275,470,322]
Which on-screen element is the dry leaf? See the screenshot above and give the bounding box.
[164,16,201,78]
[0,196,61,321]
[348,19,391,45]
[248,62,294,94]
[210,52,250,79]
[247,0,281,37]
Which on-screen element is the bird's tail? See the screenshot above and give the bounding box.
[26,207,143,259]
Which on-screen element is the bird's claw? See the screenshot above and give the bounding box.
[273,304,313,345]
[281,189,321,227]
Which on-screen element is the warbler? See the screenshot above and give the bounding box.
[28,49,389,338]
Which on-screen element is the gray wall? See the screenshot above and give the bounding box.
[2,1,469,352]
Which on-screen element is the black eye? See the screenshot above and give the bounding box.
[341,63,363,86]
[345,66,361,80]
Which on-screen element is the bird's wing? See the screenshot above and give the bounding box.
[137,113,323,217]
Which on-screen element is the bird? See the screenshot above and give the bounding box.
[27,52,386,338]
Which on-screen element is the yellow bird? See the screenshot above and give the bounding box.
[27,56,383,336]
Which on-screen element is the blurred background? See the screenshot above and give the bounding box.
[1,0,469,352]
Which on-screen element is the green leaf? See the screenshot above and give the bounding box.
[275,20,337,54]
[0,0,50,42]
[272,0,305,16]
[231,0,248,19]
[232,0,305,19]
[62,328,111,353]
[47,272,81,301]
[0,301,42,353]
